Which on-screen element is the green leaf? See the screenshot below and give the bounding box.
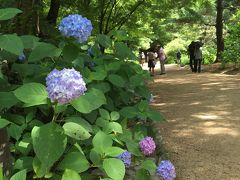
[103,158,125,180]
[92,131,112,154]
[14,157,33,171]
[89,148,101,165]
[10,169,26,180]
[31,122,67,170]
[130,74,143,87]
[135,169,151,180]
[28,42,61,62]
[0,118,11,128]
[99,108,110,120]
[147,111,165,122]
[15,137,32,155]
[63,121,91,140]
[0,92,19,109]
[63,44,79,61]
[141,160,157,173]
[7,124,24,141]
[115,42,136,60]
[110,111,120,121]
[106,62,121,71]
[62,169,81,180]
[104,147,124,157]
[105,122,123,134]
[88,82,110,93]
[120,106,138,118]
[32,157,49,178]
[58,152,89,173]
[71,88,106,114]
[137,100,149,112]
[0,34,24,55]
[89,70,107,81]
[20,35,40,49]
[126,141,142,156]
[108,74,125,87]
[14,83,48,106]
[0,8,22,20]
[96,34,112,48]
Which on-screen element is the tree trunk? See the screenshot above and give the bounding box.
[215,0,224,61]
[46,0,61,25]
[0,129,12,178]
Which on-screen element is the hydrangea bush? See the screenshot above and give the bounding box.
[0,9,169,180]
[156,160,176,180]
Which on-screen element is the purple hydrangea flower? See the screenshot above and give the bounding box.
[115,150,131,168]
[18,53,26,61]
[46,68,87,104]
[139,136,156,156]
[156,160,176,180]
[59,14,93,43]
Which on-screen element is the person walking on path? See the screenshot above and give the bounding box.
[176,49,182,67]
[147,51,156,76]
[188,42,195,72]
[194,45,203,73]
[158,47,167,75]
[139,52,145,67]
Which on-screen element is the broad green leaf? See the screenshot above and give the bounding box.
[62,169,81,180]
[103,158,125,180]
[129,74,143,87]
[108,74,125,87]
[104,147,124,157]
[99,108,110,120]
[65,117,93,133]
[126,141,142,156]
[14,157,33,171]
[135,169,151,180]
[63,122,91,140]
[14,83,48,106]
[15,137,32,155]
[89,70,107,81]
[7,124,24,141]
[0,92,19,109]
[32,157,49,178]
[147,111,165,122]
[88,82,111,93]
[110,111,120,121]
[0,34,24,55]
[20,35,40,49]
[89,148,101,165]
[92,131,112,154]
[0,118,11,128]
[96,34,112,48]
[141,160,157,173]
[106,62,121,71]
[105,122,123,134]
[71,88,106,114]
[115,42,136,60]
[62,44,79,62]
[31,122,67,170]
[58,152,89,173]
[137,100,149,112]
[120,106,138,118]
[0,8,22,20]
[28,42,61,62]
[10,169,26,180]
[0,166,3,180]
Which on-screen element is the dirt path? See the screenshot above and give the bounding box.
[148,64,240,180]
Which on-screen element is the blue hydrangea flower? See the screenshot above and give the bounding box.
[46,68,87,104]
[18,53,26,61]
[139,136,156,156]
[59,14,93,43]
[115,150,131,168]
[156,160,176,180]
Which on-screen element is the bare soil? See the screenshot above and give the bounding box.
[148,63,240,180]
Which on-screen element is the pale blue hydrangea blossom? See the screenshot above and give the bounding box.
[149,93,154,103]
[115,150,132,168]
[18,52,26,61]
[46,68,87,104]
[139,136,156,156]
[156,160,176,180]
[59,14,93,43]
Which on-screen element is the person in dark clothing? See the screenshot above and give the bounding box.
[194,45,203,73]
[147,51,156,76]
[188,42,195,72]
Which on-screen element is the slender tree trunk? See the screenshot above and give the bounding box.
[216,0,224,61]
[46,0,60,25]
[0,129,12,178]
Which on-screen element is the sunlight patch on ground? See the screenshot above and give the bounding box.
[192,114,219,120]
[200,127,239,136]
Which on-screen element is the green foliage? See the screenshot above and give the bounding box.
[0,8,164,179]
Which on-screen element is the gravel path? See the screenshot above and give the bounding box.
[148,64,240,180]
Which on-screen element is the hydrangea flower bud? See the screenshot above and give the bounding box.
[139,136,156,156]
[59,14,93,43]
[46,68,87,104]
[18,53,26,61]
[156,160,176,180]
[115,150,131,168]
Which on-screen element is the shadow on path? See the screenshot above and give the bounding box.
[148,64,240,180]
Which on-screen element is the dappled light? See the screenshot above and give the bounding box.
[149,65,240,179]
